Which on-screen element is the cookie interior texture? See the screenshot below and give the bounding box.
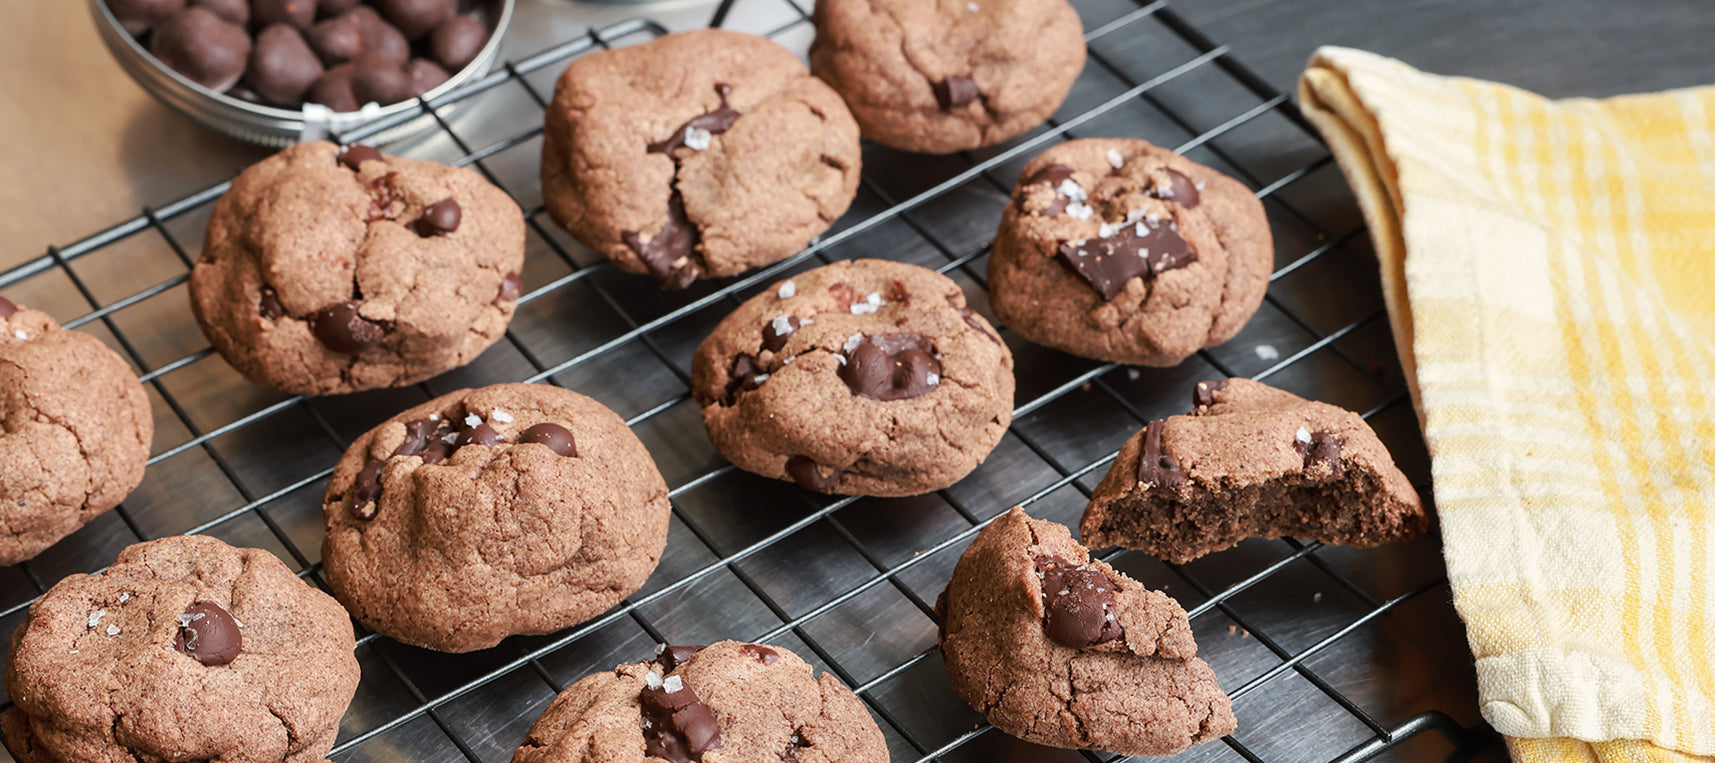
[1,535,359,763]
[689,259,1014,497]
[320,383,670,653]
[0,299,153,566]
[1081,378,1429,564]
[189,140,525,396]
[938,507,1235,755]
[809,0,1086,153]
[541,28,862,290]
[513,640,888,763]
[988,137,1274,366]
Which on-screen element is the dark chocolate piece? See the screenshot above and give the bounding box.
[1154,168,1200,209]
[950,299,1001,344]
[173,601,242,665]
[1191,379,1228,408]
[308,7,410,66]
[414,198,461,236]
[723,353,768,403]
[149,7,251,92]
[740,644,778,664]
[310,300,385,354]
[405,58,450,97]
[656,644,705,672]
[0,296,16,319]
[780,733,808,763]
[1055,217,1197,301]
[785,456,839,492]
[622,195,700,290]
[759,315,802,353]
[249,24,324,105]
[1033,555,1124,648]
[639,680,723,762]
[454,422,500,449]
[190,0,245,25]
[1135,419,1186,489]
[648,84,742,155]
[108,0,186,35]
[428,14,487,72]
[497,272,523,303]
[1294,430,1345,482]
[307,62,358,111]
[519,423,577,457]
[373,0,455,40]
[932,75,980,111]
[837,333,941,402]
[257,286,286,322]
[337,143,383,170]
[350,52,412,105]
[317,0,361,17]
[252,0,314,30]
[1025,164,1077,217]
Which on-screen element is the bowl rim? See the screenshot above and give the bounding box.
[88,0,517,122]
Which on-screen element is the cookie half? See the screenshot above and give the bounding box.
[514,640,887,763]
[988,138,1273,365]
[2,535,359,763]
[190,140,526,396]
[810,0,1086,154]
[938,507,1234,755]
[542,28,862,290]
[1081,378,1428,563]
[0,297,153,566]
[320,383,670,653]
[690,259,1014,497]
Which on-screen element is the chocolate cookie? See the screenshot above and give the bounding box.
[937,507,1234,754]
[2,535,359,763]
[321,383,670,653]
[513,640,888,763]
[809,0,1086,154]
[690,259,1014,497]
[0,297,153,566]
[190,141,525,396]
[1081,378,1428,563]
[988,138,1274,366]
[541,29,862,290]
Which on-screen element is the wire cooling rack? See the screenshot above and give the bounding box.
[0,0,1508,760]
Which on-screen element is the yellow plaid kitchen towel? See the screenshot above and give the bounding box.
[1298,48,1715,761]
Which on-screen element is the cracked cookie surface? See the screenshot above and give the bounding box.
[1081,378,1428,563]
[541,28,862,290]
[690,259,1013,497]
[988,138,1273,365]
[513,640,887,763]
[809,0,1085,154]
[321,383,670,653]
[190,140,526,396]
[937,507,1234,755]
[0,298,152,566]
[1,535,358,763]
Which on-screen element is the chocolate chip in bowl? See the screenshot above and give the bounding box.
[88,0,514,146]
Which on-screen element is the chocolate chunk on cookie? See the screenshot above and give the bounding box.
[1,536,359,763]
[541,29,862,290]
[1082,378,1428,563]
[938,508,1234,755]
[0,299,152,566]
[321,383,670,652]
[691,259,1014,497]
[190,141,525,396]
[809,0,1086,154]
[514,641,887,763]
[989,138,1274,366]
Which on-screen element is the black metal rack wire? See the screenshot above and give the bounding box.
[0,0,1506,760]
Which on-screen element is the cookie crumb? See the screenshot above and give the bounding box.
[1313,592,1323,604]
[684,126,713,151]
[87,610,106,629]
[663,675,685,693]
[778,281,797,299]
[491,409,515,423]
[1255,344,1280,361]
[1107,149,1125,169]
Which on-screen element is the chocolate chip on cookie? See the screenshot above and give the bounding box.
[1,536,359,763]
[0,299,153,566]
[541,28,862,290]
[810,0,1086,154]
[1081,378,1428,563]
[691,259,1014,497]
[937,508,1235,755]
[321,383,670,652]
[189,141,525,396]
[514,641,887,763]
[988,138,1274,366]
